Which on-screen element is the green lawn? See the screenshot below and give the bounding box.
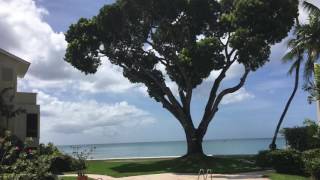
[77,155,261,177]
[268,173,309,180]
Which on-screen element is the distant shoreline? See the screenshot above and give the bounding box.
[88,154,257,161]
[56,137,285,147]
[57,138,286,159]
[88,155,180,161]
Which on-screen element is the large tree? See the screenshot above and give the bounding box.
[65,0,298,157]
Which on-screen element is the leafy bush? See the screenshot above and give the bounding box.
[50,154,79,174]
[36,143,79,174]
[0,131,23,173]
[282,120,320,151]
[303,149,320,180]
[0,131,78,178]
[270,149,304,175]
[10,148,56,180]
[256,150,273,168]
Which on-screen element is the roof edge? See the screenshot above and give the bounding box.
[0,48,31,65]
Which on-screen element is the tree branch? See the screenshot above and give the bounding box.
[146,38,193,124]
[198,67,250,138]
[146,39,192,93]
[201,60,234,124]
[118,63,185,121]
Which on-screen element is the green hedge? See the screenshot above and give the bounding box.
[50,154,79,174]
[256,150,273,168]
[270,149,304,175]
[303,149,320,180]
[282,121,320,151]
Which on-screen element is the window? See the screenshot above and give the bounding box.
[2,67,13,81]
[26,114,38,138]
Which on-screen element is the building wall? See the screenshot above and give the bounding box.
[11,104,40,146]
[0,54,40,146]
[0,53,18,93]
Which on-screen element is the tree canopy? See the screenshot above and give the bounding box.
[65,0,299,156]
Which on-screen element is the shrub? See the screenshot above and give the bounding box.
[11,150,56,180]
[256,150,273,168]
[50,154,79,174]
[303,149,320,180]
[0,132,74,178]
[37,143,80,174]
[38,143,61,156]
[71,145,96,176]
[0,131,23,173]
[270,149,304,175]
[282,120,320,151]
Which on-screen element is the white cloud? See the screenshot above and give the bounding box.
[206,62,244,82]
[0,0,132,94]
[222,88,255,105]
[36,90,155,135]
[0,0,70,80]
[77,60,136,94]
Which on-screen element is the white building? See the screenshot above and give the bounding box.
[0,48,40,146]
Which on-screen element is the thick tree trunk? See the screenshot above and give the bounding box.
[181,125,206,158]
[186,132,204,156]
[270,61,300,150]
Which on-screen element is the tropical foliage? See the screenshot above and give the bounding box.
[303,148,320,180]
[0,131,79,179]
[270,1,320,150]
[282,119,320,151]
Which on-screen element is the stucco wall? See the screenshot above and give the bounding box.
[0,51,40,147]
[11,104,40,146]
[0,53,18,93]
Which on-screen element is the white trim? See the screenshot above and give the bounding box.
[0,48,30,78]
[0,48,30,65]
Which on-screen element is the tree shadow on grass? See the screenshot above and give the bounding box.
[110,156,261,175]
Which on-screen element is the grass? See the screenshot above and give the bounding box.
[77,155,261,177]
[267,173,309,180]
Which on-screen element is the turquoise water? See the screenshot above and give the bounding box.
[57,138,286,159]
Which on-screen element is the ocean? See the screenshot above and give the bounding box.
[57,138,286,160]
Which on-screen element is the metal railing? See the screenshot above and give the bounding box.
[198,168,213,180]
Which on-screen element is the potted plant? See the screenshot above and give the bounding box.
[71,145,96,180]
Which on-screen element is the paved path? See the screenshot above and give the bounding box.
[60,171,271,180]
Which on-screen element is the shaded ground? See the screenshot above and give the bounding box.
[81,155,261,178]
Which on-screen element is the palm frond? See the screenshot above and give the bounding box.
[314,63,320,89]
[282,51,296,62]
[288,58,301,75]
[303,1,320,18]
[303,55,315,81]
[282,44,304,63]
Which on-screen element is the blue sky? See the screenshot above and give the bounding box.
[0,0,319,145]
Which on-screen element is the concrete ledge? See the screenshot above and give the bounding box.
[15,92,37,105]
